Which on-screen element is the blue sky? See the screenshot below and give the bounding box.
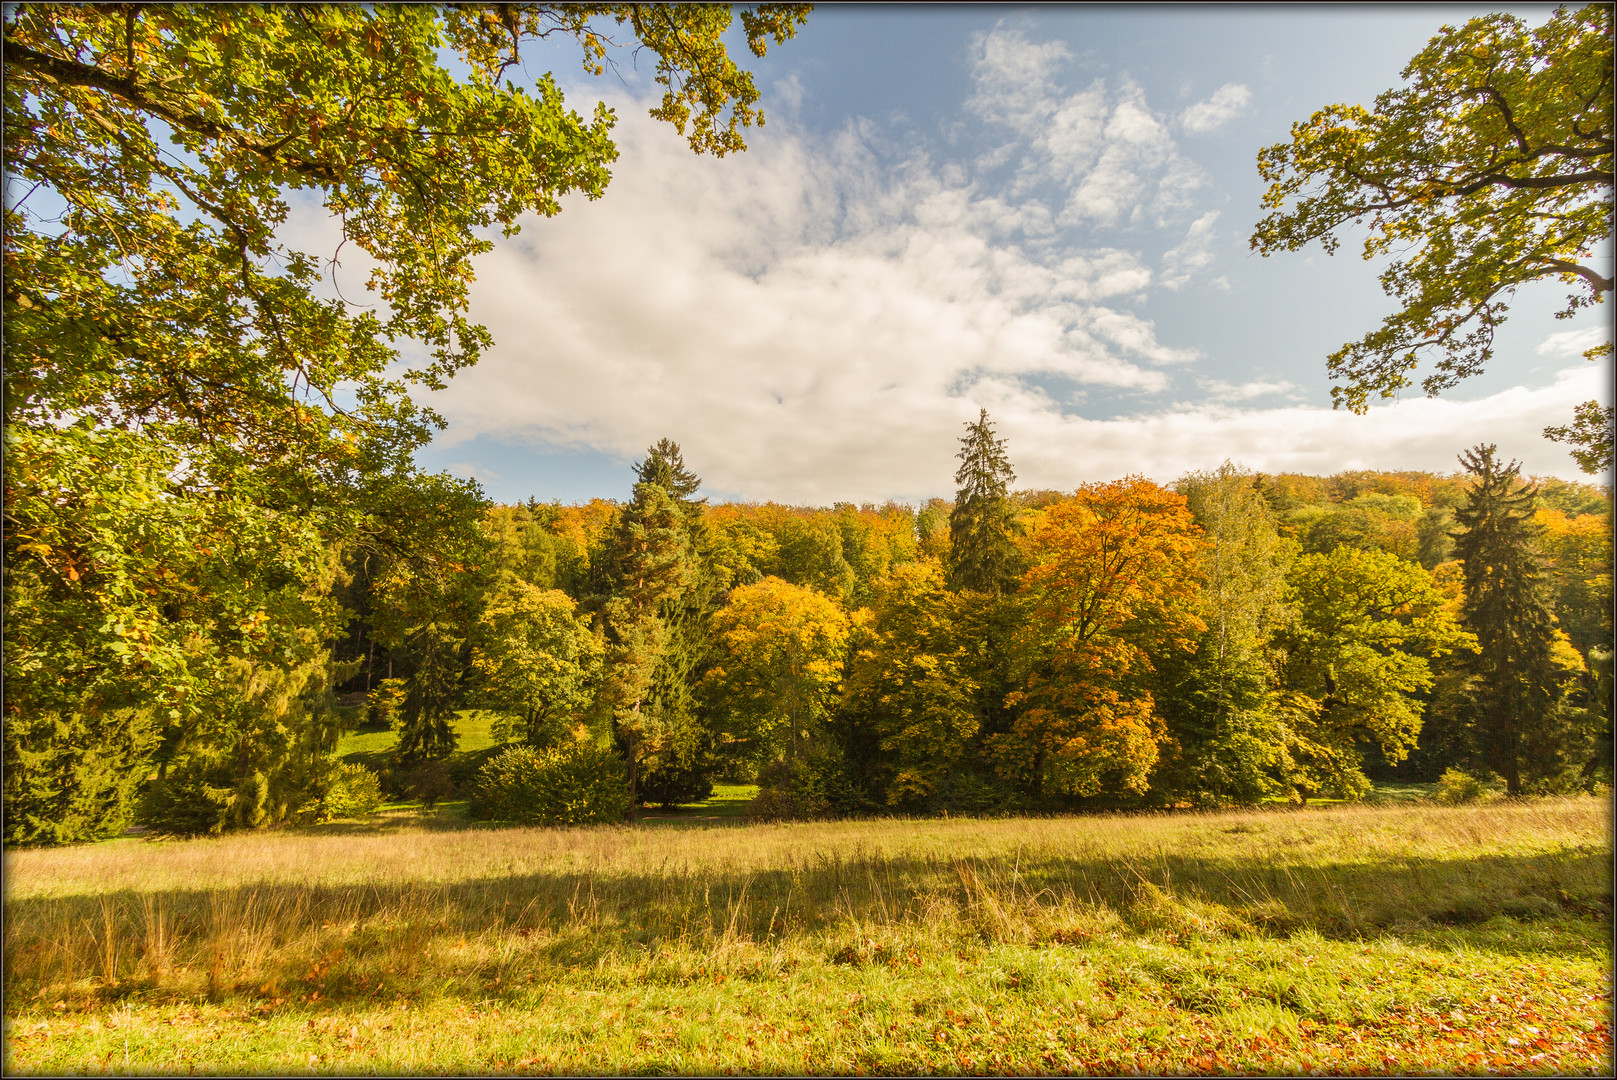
[331,6,1610,505]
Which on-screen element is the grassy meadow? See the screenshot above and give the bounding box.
[4,794,1612,1075]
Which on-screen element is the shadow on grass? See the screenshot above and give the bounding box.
[7,841,1610,1013]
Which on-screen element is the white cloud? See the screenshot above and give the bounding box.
[1536,326,1611,358]
[410,106,1208,504]
[443,461,501,484]
[1180,83,1252,134]
[1005,363,1607,492]
[399,100,1607,504]
[963,27,1072,133]
[965,30,1208,230]
[1196,378,1301,402]
[1159,210,1220,290]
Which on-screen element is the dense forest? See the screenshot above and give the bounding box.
[4,5,1611,846]
[12,409,1608,843]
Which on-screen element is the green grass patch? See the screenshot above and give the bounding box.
[5,797,1610,1073]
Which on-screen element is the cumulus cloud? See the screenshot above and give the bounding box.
[1196,377,1302,403]
[407,105,1205,504]
[1180,83,1252,134]
[279,31,1601,504]
[395,101,1605,503]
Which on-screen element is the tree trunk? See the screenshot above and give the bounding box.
[626,725,639,819]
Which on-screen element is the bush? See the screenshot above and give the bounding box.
[406,759,457,809]
[320,763,384,820]
[365,679,408,729]
[751,747,873,821]
[468,742,629,826]
[138,764,238,836]
[1432,767,1503,805]
[638,759,714,807]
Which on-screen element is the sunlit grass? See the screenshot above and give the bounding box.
[4,797,1610,1074]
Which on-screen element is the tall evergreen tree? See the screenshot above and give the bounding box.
[947,410,1021,595]
[635,439,704,505]
[598,479,691,809]
[1451,444,1561,795]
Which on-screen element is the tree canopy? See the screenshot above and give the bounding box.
[1250,5,1612,470]
[2,3,808,842]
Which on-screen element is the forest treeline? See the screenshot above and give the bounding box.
[15,412,1607,844]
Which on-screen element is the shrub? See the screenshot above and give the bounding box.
[751,748,872,821]
[406,759,456,809]
[1432,767,1503,805]
[138,764,237,836]
[365,679,408,729]
[638,760,714,808]
[468,742,628,826]
[320,763,384,820]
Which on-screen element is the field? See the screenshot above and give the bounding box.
[4,794,1611,1075]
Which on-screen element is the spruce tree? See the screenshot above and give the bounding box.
[597,440,732,810]
[947,410,1021,594]
[1451,444,1561,795]
[635,439,704,505]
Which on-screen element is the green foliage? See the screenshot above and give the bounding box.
[467,742,630,826]
[321,763,385,820]
[637,760,715,808]
[1279,546,1474,799]
[3,3,805,843]
[774,515,858,600]
[366,679,409,729]
[3,425,343,845]
[472,581,602,747]
[142,653,345,835]
[595,453,700,804]
[1544,399,1615,476]
[1431,766,1502,805]
[1453,445,1576,794]
[750,743,870,820]
[1154,464,1293,807]
[406,759,458,810]
[3,708,157,847]
[843,563,980,809]
[1251,6,1612,419]
[1291,495,1422,563]
[947,409,1022,595]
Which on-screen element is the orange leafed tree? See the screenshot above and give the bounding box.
[993,478,1205,799]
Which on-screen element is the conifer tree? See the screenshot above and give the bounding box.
[635,439,704,505]
[598,479,691,809]
[1451,444,1562,795]
[947,410,1021,595]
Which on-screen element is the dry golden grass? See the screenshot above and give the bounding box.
[3,797,1610,1074]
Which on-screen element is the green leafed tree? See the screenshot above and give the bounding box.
[947,410,1023,595]
[473,581,602,748]
[1250,5,1613,472]
[842,563,980,810]
[1153,463,1295,807]
[2,4,806,842]
[1278,546,1475,801]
